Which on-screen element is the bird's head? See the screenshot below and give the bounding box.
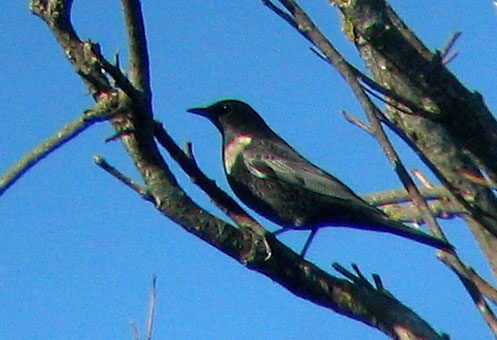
[187,100,272,140]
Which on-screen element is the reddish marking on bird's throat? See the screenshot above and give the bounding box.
[224,134,253,174]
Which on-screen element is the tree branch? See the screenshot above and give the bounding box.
[0,93,120,196]
[121,0,151,96]
[93,155,154,203]
[363,187,450,205]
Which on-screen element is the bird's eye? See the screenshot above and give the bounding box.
[221,102,231,113]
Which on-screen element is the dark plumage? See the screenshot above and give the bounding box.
[188,99,453,254]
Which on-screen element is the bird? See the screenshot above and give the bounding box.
[187,99,453,255]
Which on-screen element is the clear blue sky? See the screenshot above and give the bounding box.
[1,1,496,339]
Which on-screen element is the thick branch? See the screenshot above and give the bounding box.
[30,0,110,96]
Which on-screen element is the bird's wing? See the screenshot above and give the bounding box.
[242,145,366,203]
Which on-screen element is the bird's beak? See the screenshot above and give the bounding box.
[186,107,208,117]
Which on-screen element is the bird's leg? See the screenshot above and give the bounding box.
[300,228,319,257]
[272,227,318,257]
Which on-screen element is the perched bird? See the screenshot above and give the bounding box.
[188,99,453,255]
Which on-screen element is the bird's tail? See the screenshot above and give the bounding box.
[365,214,454,251]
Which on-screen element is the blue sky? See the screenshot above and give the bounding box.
[1,1,497,339]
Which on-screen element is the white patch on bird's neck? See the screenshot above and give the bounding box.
[224,134,253,174]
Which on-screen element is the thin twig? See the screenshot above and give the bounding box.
[332,263,360,283]
[309,46,328,63]
[372,274,384,291]
[351,264,368,283]
[362,86,425,118]
[462,171,497,189]
[442,51,459,66]
[438,252,497,330]
[146,276,157,340]
[440,32,462,60]
[184,142,194,160]
[412,169,435,188]
[121,0,151,96]
[333,263,380,291]
[93,156,154,202]
[309,41,440,120]
[466,267,497,306]
[261,0,298,30]
[363,186,451,205]
[97,51,142,102]
[0,95,120,196]
[381,200,464,224]
[341,110,374,135]
[130,320,140,340]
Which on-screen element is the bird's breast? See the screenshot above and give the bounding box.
[224,134,253,174]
